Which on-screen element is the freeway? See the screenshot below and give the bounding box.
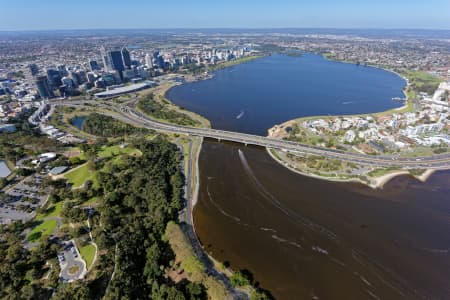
[51,99,450,169]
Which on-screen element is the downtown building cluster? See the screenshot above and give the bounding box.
[1,44,251,103]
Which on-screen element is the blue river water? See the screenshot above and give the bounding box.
[167,53,405,135]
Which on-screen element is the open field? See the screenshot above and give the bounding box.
[79,243,96,269]
[64,163,97,188]
[27,219,58,242]
[36,202,63,221]
[402,70,443,95]
[98,145,141,158]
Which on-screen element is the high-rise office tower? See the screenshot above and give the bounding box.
[145,53,153,68]
[46,69,62,88]
[57,65,68,77]
[35,76,53,99]
[29,64,39,76]
[121,47,131,69]
[101,48,112,72]
[77,70,87,84]
[70,71,80,87]
[89,60,100,71]
[108,50,125,72]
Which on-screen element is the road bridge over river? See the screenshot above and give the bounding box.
[52,99,450,170]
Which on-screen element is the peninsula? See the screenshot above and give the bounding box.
[268,68,449,188]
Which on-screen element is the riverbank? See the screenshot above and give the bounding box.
[266,145,439,189]
[320,51,445,100]
[267,112,444,189]
[207,54,266,71]
[136,83,211,128]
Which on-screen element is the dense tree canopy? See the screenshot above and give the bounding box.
[138,94,200,127]
[81,113,150,137]
[1,135,206,299]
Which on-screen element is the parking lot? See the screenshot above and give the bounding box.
[0,174,49,224]
[58,240,87,282]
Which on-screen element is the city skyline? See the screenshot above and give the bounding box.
[0,0,450,31]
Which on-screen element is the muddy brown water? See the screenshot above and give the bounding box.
[194,140,450,299]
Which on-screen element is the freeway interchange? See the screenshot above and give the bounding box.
[52,99,450,170]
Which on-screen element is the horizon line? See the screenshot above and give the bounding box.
[1,26,450,33]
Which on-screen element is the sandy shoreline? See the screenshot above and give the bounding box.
[368,169,436,188]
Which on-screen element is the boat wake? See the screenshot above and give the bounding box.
[206,185,246,225]
[236,149,418,298]
[236,110,245,119]
[238,149,338,241]
[272,234,303,249]
[312,246,329,255]
[260,227,277,233]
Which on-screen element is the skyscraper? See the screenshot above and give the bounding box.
[70,71,80,87]
[57,65,68,77]
[35,76,53,99]
[89,60,100,71]
[101,47,112,72]
[101,47,131,79]
[108,50,125,72]
[28,64,39,76]
[145,53,153,68]
[46,69,62,88]
[121,47,131,69]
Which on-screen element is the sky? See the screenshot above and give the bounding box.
[0,0,449,31]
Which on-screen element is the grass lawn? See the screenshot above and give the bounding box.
[367,168,398,178]
[399,147,435,158]
[64,163,97,188]
[100,146,142,171]
[27,219,58,242]
[79,244,96,269]
[402,70,442,94]
[36,201,63,221]
[82,196,99,206]
[98,145,141,158]
[404,70,442,84]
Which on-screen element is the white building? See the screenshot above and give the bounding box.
[403,123,444,136]
[344,130,356,143]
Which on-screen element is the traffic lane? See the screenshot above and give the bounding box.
[55,102,450,169]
